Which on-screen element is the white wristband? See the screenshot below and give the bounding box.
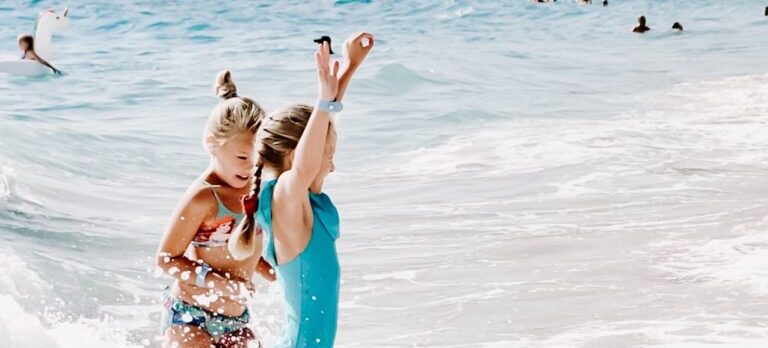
[196,263,211,288]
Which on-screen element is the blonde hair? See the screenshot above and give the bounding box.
[204,70,267,260]
[228,104,314,260]
[205,70,265,145]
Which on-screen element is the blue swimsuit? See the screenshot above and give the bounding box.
[258,179,341,348]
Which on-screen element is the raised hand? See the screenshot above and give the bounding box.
[342,32,375,68]
[334,32,374,102]
[315,41,340,101]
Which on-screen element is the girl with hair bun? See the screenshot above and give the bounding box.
[156,70,275,348]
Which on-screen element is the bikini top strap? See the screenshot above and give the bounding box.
[201,181,227,216]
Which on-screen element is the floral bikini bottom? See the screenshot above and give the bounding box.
[160,289,257,345]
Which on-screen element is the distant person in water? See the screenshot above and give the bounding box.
[603,0,608,6]
[633,16,651,33]
[672,22,684,31]
[18,34,62,74]
[314,36,334,54]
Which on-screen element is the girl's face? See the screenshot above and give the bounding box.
[210,132,256,189]
[18,40,29,51]
[310,126,337,192]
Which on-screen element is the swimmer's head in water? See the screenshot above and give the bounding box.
[204,70,266,189]
[672,22,683,31]
[638,16,646,26]
[17,34,33,52]
[313,36,334,54]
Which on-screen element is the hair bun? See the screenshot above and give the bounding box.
[214,70,238,99]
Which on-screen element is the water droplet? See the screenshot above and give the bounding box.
[181,313,193,323]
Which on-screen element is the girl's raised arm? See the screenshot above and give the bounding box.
[335,32,374,102]
[279,42,339,196]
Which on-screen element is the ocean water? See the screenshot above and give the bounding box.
[1,0,767,347]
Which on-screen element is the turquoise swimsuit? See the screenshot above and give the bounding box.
[258,179,341,348]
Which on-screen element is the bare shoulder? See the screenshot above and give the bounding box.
[270,177,313,259]
[272,170,310,203]
[272,176,311,224]
[176,181,218,217]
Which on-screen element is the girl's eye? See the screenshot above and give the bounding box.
[237,156,248,160]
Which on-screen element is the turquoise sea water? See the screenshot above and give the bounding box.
[1,1,767,347]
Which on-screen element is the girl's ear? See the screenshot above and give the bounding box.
[205,135,220,154]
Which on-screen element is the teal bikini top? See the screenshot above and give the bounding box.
[191,182,244,248]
